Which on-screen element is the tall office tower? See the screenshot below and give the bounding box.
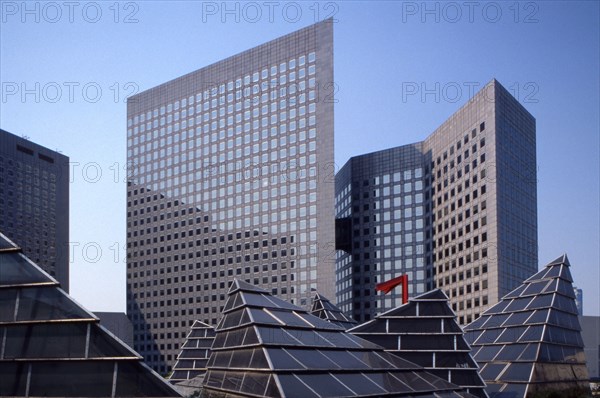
[335,143,428,321]
[335,80,538,324]
[126,20,334,373]
[0,129,70,291]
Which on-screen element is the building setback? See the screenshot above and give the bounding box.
[335,80,538,324]
[126,20,335,373]
[0,129,69,291]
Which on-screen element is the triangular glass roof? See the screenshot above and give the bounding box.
[309,291,357,329]
[169,320,215,384]
[349,289,488,398]
[202,279,477,397]
[0,232,180,397]
[464,255,589,397]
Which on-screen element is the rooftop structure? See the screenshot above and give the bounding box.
[309,291,357,329]
[464,255,589,397]
[0,232,180,397]
[169,320,215,383]
[349,289,488,397]
[201,279,477,397]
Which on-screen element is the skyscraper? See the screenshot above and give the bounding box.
[126,20,334,373]
[335,80,538,324]
[0,128,70,291]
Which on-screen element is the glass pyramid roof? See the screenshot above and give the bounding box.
[464,255,590,397]
[309,292,357,330]
[349,289,488,398]
[169,320,215,383]
[0,232,180,397]
[202,279,478,398]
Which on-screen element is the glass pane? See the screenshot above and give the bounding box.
[277,374,320,398]
[298,374,354,396]
[526,309,549,324]
[222,372,244,392]
[494,344,527,361]
[224,328,246,347]
[518,343,539,361]
[480,363,507,381]
[3,323,86,359]
[527,294,554,310]
[248,308,279,325]
[321,349,369,369]
[351,319,386,333]
[501,363,533,382]
[522,280,550,296]
[229,349,254,368]
[334,373,387,395]
[388,318,441,333]
[266,348,304,370]
[0,289,17,322]
[268,310,311,328]
[496,326,527,343]
[16,287,92,321]
[0,253,53,286]
[520,325,544,342]
[284,348,340,370]
[240,372,270,396]
[475,328,503,345]
[503,311,534,327]
[29,361,114,397]
[363,372,412,393]
[0,362,28,396]
[505,297,533,312]
[117,361,179,396]
[417,301,451,316]
[473,345,502,362]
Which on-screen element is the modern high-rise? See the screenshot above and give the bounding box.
[0,128,70,291]
[335,79,538,324]
[126,20,334,373]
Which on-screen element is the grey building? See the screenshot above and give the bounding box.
[126,20,335,373]
[0,128,69,291]
[335,80,538,324]
[580,315,600,381]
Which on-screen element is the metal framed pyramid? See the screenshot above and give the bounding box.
[0,232,180,397]
[464,255,590,397]
[201,279,477,398]
[309,291,357,330]
[169,320,215,383]
[349,289,488,398]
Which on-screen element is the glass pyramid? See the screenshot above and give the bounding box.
[309,292,357,330]
[201,279,478,398]
[169,320,215,383]
[0,232,180,397]
[464,255,590,397]
[349,289,488,398]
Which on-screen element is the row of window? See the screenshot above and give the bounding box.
[128,53,317,128]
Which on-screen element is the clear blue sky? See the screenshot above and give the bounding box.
[1,1,598,315]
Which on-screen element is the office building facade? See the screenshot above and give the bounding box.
[126,20,334,373]
[335,80,538,324]
[0,129,69,291]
